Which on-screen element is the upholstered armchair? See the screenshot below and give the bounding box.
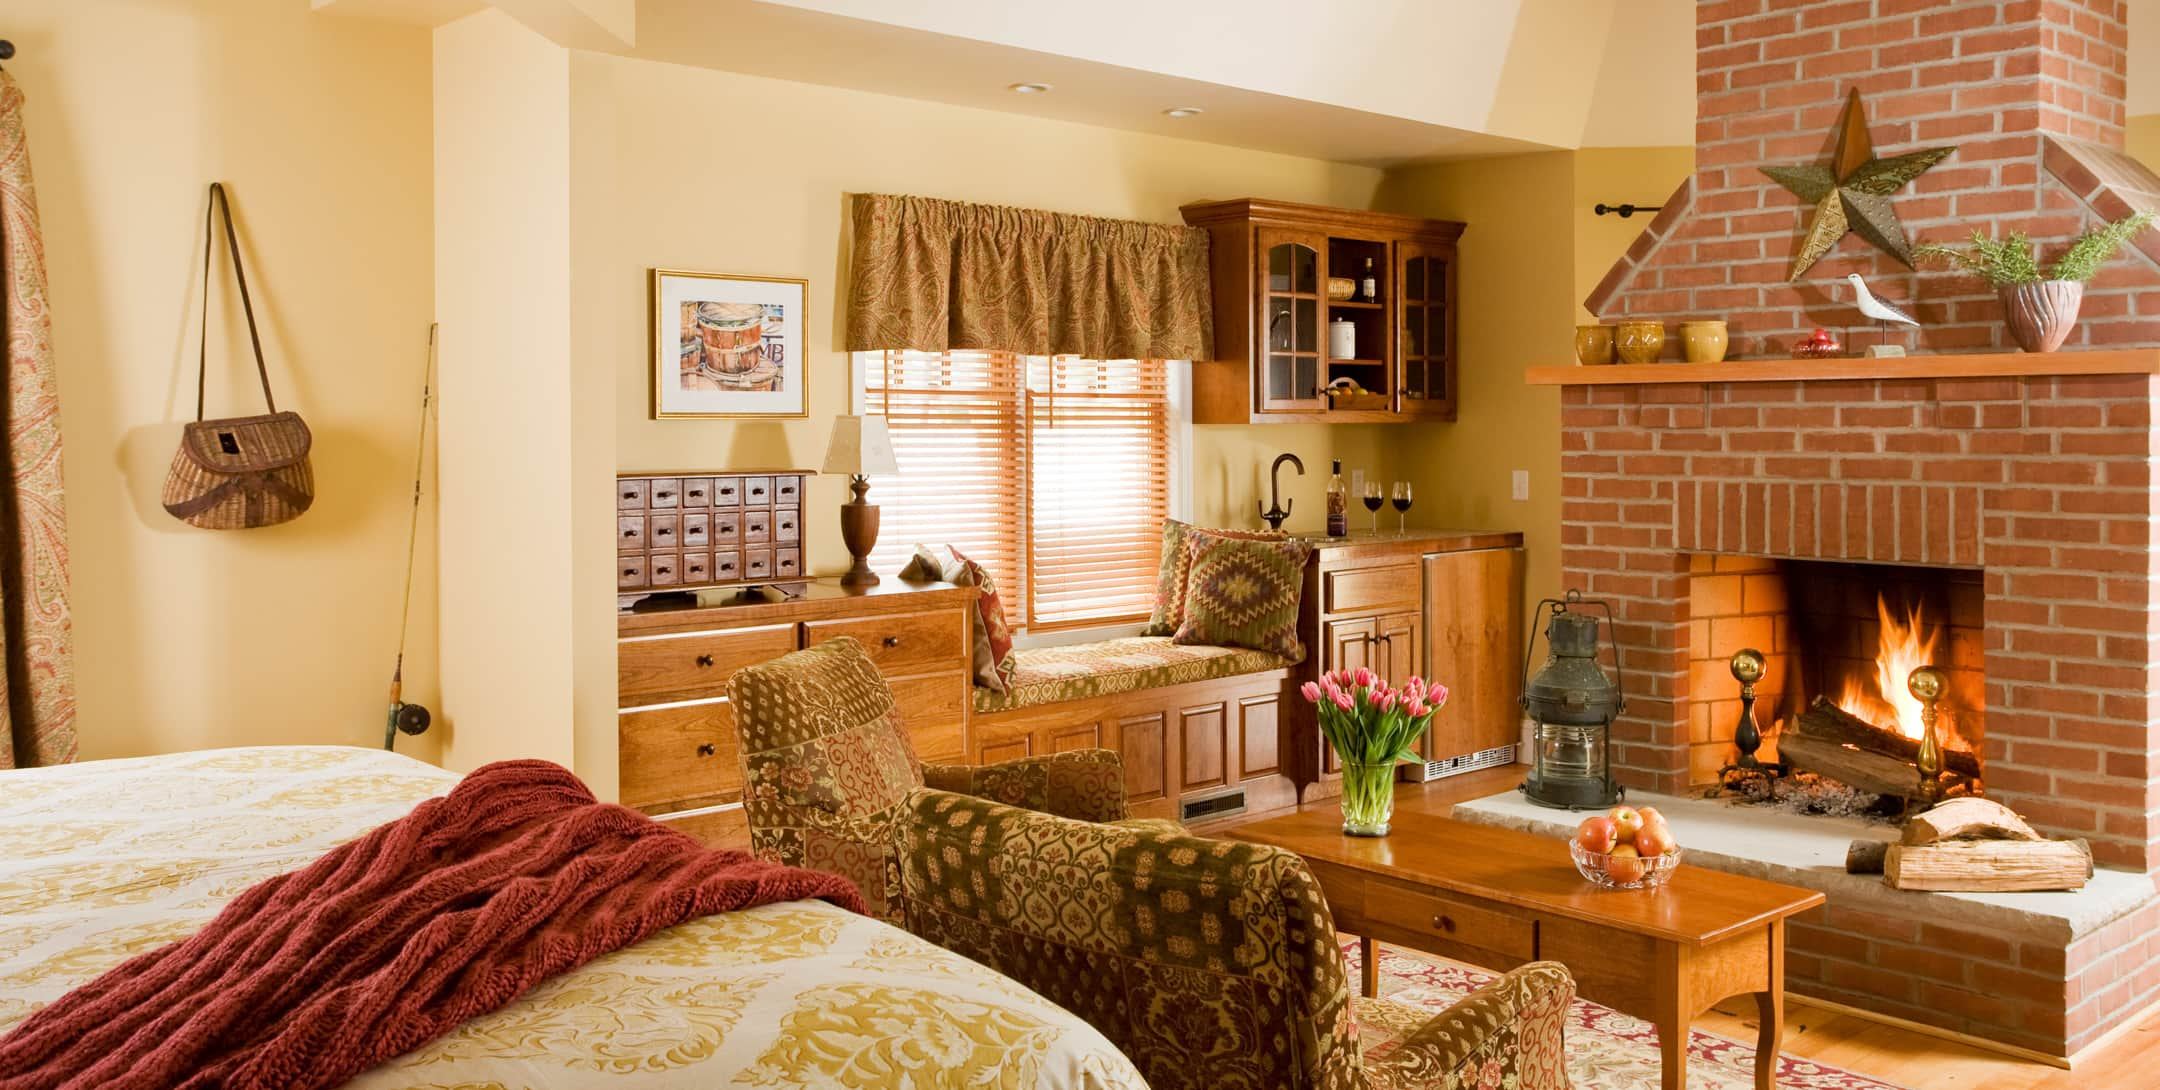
[898,787,1575,1090]
[726,636,1129,921]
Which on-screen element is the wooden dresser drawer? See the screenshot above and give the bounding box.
[618,622,797,706]
[619,700,740,812]
[1324,562,1421,614]
[890,671,967,764]
[1364,878,1536,963]
[802,608,966,675]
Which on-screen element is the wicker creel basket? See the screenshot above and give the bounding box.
[161,412,315,529]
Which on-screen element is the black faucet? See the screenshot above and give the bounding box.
[1260,453,1304,530]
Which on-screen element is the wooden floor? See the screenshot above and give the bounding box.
[1219,767,2160,1089]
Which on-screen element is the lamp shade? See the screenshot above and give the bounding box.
[822,414,899,476]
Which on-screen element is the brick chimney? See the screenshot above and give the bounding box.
[1588,0,2160,356]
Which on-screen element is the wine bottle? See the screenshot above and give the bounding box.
[1360,258,1378,303]
[1325,460,1348,537]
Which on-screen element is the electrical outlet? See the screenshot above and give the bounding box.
[1511,469,1530,501]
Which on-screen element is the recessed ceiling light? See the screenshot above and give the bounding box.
[1163,106,1204,118]
[1008,82,1052,95]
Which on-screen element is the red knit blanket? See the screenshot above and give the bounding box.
[0,759,864,1090]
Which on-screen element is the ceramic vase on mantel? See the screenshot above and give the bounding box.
[2000,280,2083,353]
[1614,320,1665,364]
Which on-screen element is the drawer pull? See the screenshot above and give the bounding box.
[696,743,716,757]
[655,566,672,576]
[621,491,637,501]
[882,635,901,648]
[656,527,673,536]
[657,490,674,499]
[1433,914,1455,934]
[695,654,715,668]
[623,529,636,537]
[751,487,765,496]
[621,568,636,577]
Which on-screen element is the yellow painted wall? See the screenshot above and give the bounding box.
[2129,115,2160,171]
[568,52,1406,562]
[11,0,439,762]
[1371,146,1693,604]
[433,10,590,774]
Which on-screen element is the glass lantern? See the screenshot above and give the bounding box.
[1520,590,1624,810]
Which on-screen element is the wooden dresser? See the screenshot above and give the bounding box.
[615,580,977,847]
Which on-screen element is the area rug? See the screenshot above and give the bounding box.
[1347,939,1911,1090]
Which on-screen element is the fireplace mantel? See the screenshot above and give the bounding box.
[1526,348,2160,387]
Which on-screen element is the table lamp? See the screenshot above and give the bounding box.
[823,414,899,587]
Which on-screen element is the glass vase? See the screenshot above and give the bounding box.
[1338,760,1397,837]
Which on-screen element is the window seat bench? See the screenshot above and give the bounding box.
[968,635,1306,823]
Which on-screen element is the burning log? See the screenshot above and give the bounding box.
[1792,696,1981,780]
[1773,732,1930,799]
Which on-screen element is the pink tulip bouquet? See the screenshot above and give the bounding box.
[1300,668,1448,836]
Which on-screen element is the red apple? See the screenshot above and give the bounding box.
[1605,843,1647,883]
[1636,806,1665,829]
[1576,815,1618,854]
[1608,805,1644,843]
[1635,822,1676,859]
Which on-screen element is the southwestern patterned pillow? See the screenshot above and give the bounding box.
[1171,531,1310,659]
[901,544,1016,693]
[1140,519,1287,636]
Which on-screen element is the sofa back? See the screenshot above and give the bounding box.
[728,636,923,919]
[898,787,1366,1090]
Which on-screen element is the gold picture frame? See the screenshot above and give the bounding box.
[650,268,810,419]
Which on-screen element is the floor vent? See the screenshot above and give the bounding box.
[1180,788,1247,823]
[1400,744,1517,783]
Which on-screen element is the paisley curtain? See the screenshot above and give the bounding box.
[0,69,75,769]
[846,193,1213,361]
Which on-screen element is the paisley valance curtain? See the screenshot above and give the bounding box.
[0,69,75,769]
[846,193,1213,361]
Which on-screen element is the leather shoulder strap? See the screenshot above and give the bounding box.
[197,182,277,420]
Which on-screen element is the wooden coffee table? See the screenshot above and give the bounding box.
[1232,808,1824,1090]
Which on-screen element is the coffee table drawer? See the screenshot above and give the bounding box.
[1365,878,1536,962]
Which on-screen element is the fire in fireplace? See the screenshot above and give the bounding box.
[1686,556,1985,805]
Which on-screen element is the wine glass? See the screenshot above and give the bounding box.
[1393,482,1413,534]
[1362,482,1384,534]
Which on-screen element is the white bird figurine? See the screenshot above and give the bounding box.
[1846,273,1917,356]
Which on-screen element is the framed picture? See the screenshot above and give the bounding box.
[651,269,809,418]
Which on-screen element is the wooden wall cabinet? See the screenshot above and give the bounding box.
[1180,198,1463,424]
[1292,531,1524,796]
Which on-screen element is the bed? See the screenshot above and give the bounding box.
[0,745,1147,1089]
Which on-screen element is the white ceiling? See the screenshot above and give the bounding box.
[321,0,1703,163]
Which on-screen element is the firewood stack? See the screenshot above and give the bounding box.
[1775,696,1981,801]
[1846,797,2092,892]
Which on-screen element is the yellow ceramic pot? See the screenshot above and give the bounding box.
[1574,324,1616,365]
[1615,320,1665,364]
[1679,320,1729,363]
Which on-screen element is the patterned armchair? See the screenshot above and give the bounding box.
[726,636,1129,922]
[898,788,1575,1090]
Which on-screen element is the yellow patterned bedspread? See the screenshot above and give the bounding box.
[0,746,1147,1090]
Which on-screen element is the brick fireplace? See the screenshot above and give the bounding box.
[1508,0,2160,1061]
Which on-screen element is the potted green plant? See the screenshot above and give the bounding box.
[1916,211,2156,353]
[1300,669,1445,836]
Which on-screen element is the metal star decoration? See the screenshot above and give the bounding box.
[1761,88,1955,281]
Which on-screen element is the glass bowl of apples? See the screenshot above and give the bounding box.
[1570,805,1681,890]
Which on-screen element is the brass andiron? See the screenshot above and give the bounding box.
[1909,665,1947,807]
[1730,648,1767,769]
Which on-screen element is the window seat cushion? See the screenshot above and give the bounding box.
[972,636,1297,714]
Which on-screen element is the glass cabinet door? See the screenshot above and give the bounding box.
[1256,228,1325,412]
[1395,240,1454,417]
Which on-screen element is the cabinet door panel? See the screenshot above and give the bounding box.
[1394,239,1457,419]
[1255,227,1328,412]
[1424,548,1525,760]
[1320,618,1378,774]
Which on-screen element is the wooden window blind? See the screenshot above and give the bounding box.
[1025,356,1170,629]
[864,350,1170,631]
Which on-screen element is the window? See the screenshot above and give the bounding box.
[862,350,1174,631]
